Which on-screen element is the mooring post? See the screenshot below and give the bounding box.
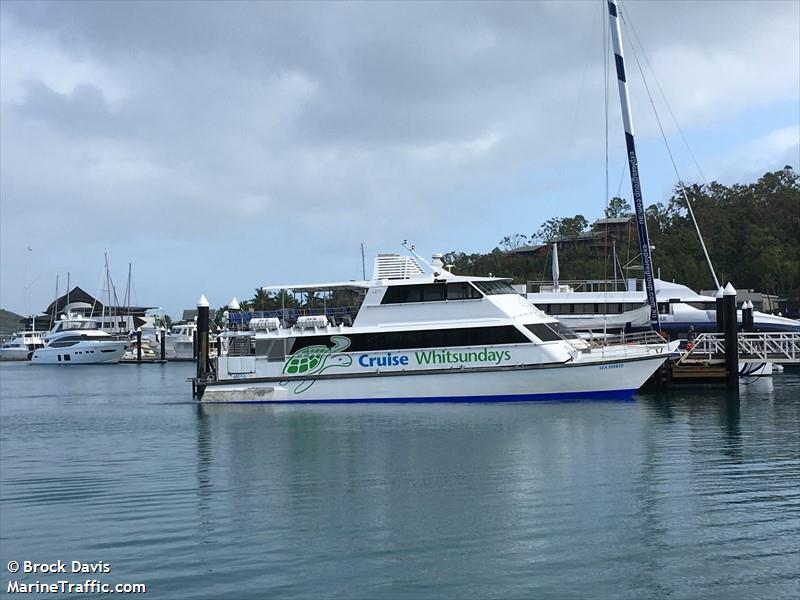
[742,300,754,332]
[723,283,738,390]
[228,297,241,332]
[715,287,725,333]
[160,328,166,361]
[197,295,209,385]
[136,329,142,363]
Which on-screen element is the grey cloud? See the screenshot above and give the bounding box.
[1,0,797,315]
[16,80,112,136]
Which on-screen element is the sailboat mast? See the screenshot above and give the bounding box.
[51,275,59,327]
[607,0,659,329]
[551,243,560,291]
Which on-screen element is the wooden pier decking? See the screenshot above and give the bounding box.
[646,332,800,388]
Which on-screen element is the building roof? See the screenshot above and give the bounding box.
[43,286,155,316]
[594,216,634,225]
[507,244,547,255]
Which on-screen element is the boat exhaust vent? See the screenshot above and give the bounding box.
[372,254,425,280]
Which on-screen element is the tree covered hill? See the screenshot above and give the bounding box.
[0,309,24,334]
[443,167,799,302]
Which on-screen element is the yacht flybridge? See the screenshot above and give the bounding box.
[199,252,677,403]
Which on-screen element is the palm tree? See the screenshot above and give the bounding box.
[252,288,271,311]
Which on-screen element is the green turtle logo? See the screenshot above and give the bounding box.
[281,336,352,394]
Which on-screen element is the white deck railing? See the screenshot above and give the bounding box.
[677,332,800,364]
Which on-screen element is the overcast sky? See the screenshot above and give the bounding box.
[1,0,798,319]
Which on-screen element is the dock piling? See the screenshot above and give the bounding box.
[197,295,210,389]
[742,300,754,332]
[723,283,738,390]
[715,287,725,332]
[136,330,142,363]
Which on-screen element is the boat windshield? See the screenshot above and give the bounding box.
[59,321,97,331]
[472,280,519,296]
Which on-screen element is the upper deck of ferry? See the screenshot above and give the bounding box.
[221,252,579,351]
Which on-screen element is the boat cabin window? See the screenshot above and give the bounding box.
[50,337,83,348]
[472,280,519,296]
[541,302,645,316]
[381,282,485,304]
[546,321,580,339]
[445,282,483,300]
[381,283,444,304]
[525,322,579,342]
[287,325,530,354]
[525,324,562,342]
[59,321,97,331]
[254,338,288,360]
[685,302,716,311]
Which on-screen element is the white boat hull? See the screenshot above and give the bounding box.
[739,362,773,377]
[201,352,669,403]
[0,348,34,361]
[31,341,128,365]
[553,305,651,332]
[163,340,195,360]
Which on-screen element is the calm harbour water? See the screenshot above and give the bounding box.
[1,362,798,599]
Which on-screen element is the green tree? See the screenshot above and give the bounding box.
[252,288,271,311]
[442,168,799,313]
[605,197,632,218]
[499,234,530,251]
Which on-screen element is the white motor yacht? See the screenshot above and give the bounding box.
[527,278,800,335]
[200,253,677,403]
[0,330,46,361]
[31,314,128,365]
[164,322,197,360]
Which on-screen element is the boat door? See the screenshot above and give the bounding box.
[227,356,256,374]
[224,334,256,375]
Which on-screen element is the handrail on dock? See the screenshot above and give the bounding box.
[677,332,800,365]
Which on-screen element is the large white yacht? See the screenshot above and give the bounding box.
[0,330,46,361]
[200,252,677,403]
[31,314,129,364]
[527,278,800,335]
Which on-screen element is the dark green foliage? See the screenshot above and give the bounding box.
[0,308,24,335]
[605,197,633,218]
[448,168,800,301]
[649,167,799,298]
[535,215,589,242]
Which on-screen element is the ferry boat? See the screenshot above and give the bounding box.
[31,314,129,365]
[199,252,677,403]
[0,330,46,361]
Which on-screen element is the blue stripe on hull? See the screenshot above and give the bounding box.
[201,388,638,404]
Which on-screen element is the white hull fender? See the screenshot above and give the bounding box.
[201,352,670,403]
[31,341,128,365]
